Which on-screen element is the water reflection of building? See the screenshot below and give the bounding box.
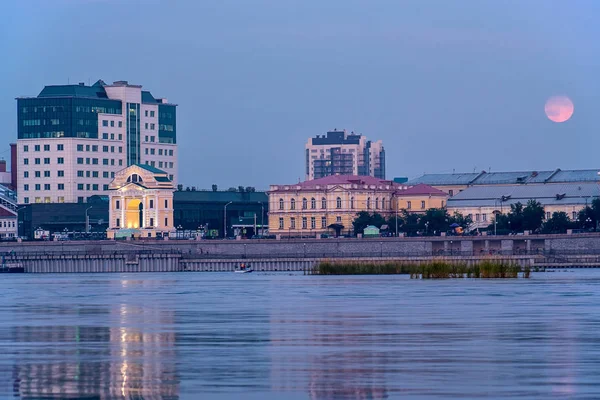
[11,303,179,399]
[269,305,389,399]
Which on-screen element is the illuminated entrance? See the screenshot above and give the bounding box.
[125,199,143,229]
[107,164,175,239]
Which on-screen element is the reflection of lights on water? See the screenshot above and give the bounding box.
[120,328,129,397]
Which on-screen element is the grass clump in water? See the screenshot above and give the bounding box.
[314,259,529,279]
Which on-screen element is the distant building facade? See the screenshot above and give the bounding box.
[174,190,268,238]
[16,80,177,205]
[408,169,600,197]
[305,130,385,181]
[107,164,175,239]
[268,175,445,237]
[447,182,600,229]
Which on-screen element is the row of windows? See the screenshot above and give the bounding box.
[278,197,389,211]
[144,161,175,176]
[77,158,124,167]
[23,144,64,152]
[278,216,343,230]
[23,157,64,165]
[144,110,156,118]
[406,201,426,210]
[102,133,123,140]
[0,221,15,228]
[23,170,64,178]
[23,183,63,191]
[144,148,174,156]
[78,144,123,153]
[102,120,123,128]
[22,197,65,204]
[144,123,156,130]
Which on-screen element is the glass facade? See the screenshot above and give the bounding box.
[158,104,176,144]
[126,103,140,165]
[18,98,122,139]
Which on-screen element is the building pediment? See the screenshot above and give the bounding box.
[109,164,174,190]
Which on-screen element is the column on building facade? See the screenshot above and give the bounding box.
[155,192,159,228]
[120,195,125,228]
[142,194,147,228]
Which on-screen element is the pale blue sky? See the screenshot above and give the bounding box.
[1,0,599,188]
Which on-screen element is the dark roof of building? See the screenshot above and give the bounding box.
[297,175,395,188]
[134,163,167,175]
[38,82,109,99]
[395,184,447,196]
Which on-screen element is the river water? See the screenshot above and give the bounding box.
[0,271,599,399]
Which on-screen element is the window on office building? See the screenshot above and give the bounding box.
[24,158,28,165]
[57,144,64,151]
[407,201,412,209]
[23,145,28,152]
[35,184,40,190]
[44,171,50,177]
[58,184,64,190]
[102,120,108,127]
[77,184,84,190]
[103,133,109,139]
[43,158,50,164]
[57,157,64,164]
[34,145,40,151]
[23,171,29,178]
[302,217,307,229]
[23,184,29,191]
[44,144,50,151]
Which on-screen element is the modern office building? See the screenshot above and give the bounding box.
[16,79,177,204]
[305,129,385,180]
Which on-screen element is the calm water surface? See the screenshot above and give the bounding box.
[0,271,599,399]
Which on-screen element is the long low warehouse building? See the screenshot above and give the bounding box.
[446,182,600,227]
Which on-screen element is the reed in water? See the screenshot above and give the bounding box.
[314,259,530,279]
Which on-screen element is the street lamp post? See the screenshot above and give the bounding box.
[257,201,264,236]
[85,206,93,233]
[224,201,233,239]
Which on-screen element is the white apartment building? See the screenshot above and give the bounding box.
[305,129,385,181]
[16,80,177,204]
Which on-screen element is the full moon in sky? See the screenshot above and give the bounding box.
[545,96,574,123]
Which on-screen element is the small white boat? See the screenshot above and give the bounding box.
[234,263,253,273]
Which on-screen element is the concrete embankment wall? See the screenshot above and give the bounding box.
[3,234,600,273]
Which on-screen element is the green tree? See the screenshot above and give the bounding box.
[400,210,421,237]
[352,211,386,235]
[578,199,600,231]
[419,208,450,235]
[522,199,545,233]
[542,212,573,234]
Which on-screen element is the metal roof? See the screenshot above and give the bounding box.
[447,183,600,208]
[407,173,481,186]
[409,168,600,186]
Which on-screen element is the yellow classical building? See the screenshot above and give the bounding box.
[107,164,175,239]
[268,175,448,237]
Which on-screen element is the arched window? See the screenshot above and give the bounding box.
[375,198,379,209]
[336,197,342,209]
[367,197,371,209]
[321,197,327,209]
[302,198,307,209]
[381,198,386,210]
[127,174,143,183]
[279,198,284,210]
[291,198,296,210]
[310,198,316,209]
[350,197,355,209]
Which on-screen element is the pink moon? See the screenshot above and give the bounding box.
[545,96,574,123]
